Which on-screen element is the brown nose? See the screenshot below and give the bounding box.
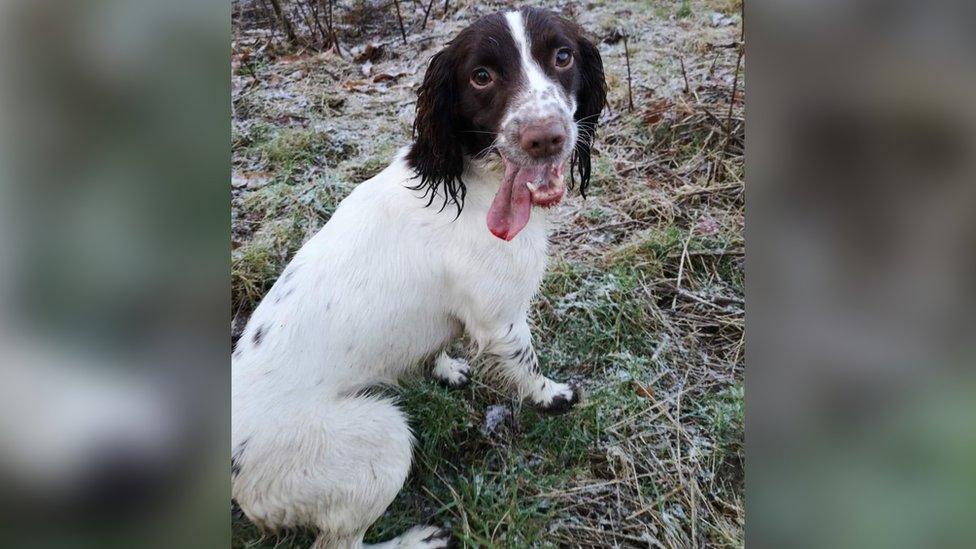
[519,120,566,159]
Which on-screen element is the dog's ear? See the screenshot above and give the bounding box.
[407,47,466,213]
[571,34,607,198]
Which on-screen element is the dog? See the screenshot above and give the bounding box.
[232,7,606,548]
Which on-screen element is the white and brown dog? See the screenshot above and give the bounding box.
[232,7,606,548]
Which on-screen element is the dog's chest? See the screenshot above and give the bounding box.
[439,208,549,313]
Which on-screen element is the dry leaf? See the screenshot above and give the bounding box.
[632,380,655,400]
[341,79,372,91]
[372,71,410,83]
[232,171,272,190]
[695,214,720,236]
[279,52,312,64]
[354,43,384,63]
[642,98,671,126]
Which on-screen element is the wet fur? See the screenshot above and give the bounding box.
[406,7,606,212]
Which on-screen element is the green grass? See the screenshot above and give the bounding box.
[696,383,744,457]
[260,128,324,167]
[534,261,658,373]
[232,372,651,547]
[232,175,353,311]
[239,126,356,174]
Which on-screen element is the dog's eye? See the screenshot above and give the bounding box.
[554,48,573,69]
[471,67,494,88]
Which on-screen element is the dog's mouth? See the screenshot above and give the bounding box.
[486,155,567,241]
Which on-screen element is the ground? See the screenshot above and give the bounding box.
[231,0,743,547]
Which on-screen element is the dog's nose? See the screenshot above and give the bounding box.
[519,120,566,159]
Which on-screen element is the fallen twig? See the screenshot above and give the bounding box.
[560,219,646,238]
[667,248,744,258]
[674,287,744,313]
[674,181,744,200]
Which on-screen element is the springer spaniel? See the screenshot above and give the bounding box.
[233,7,606,548]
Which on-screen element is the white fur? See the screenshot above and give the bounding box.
[232,11,581,547]
[505,11,551,96]
[432,351,471,386]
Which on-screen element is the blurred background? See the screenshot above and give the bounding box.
[748,0,976,547]
[0,0,229,547]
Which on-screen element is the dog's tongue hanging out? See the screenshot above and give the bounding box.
[487,158,566,241]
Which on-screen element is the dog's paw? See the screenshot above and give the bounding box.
[397,525,453,549]
[432,354,471,389]
[530,380,580,416]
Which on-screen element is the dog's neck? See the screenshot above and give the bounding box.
[465,154,505,181]
[461,155,507,211]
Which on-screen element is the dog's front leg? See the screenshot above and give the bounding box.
[481,320,579,415]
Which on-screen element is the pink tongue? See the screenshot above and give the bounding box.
[487,163,548,241]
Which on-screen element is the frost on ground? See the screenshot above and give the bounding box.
[232,0,744,547]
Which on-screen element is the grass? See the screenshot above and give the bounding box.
[247,127,355,172]
[702,383,745,457]
[232,175,352,313]
[232,0,744,546]
[534,261,658,373]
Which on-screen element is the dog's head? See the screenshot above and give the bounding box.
[407,7,607,240]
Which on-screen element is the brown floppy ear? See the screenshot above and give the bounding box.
[406,48,467,214]
[571,35,607,198]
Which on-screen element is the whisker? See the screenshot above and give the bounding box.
[575,112,602,123]
[473,136,500,159]
[575,126,595,140]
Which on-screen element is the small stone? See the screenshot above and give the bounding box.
[482,404,511,436]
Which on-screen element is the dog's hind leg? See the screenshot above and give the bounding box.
[235,395,449,549]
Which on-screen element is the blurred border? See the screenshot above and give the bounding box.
[0,0,230,546]
[748,0,976,546]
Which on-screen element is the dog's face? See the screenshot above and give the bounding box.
[407,8,607,240]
